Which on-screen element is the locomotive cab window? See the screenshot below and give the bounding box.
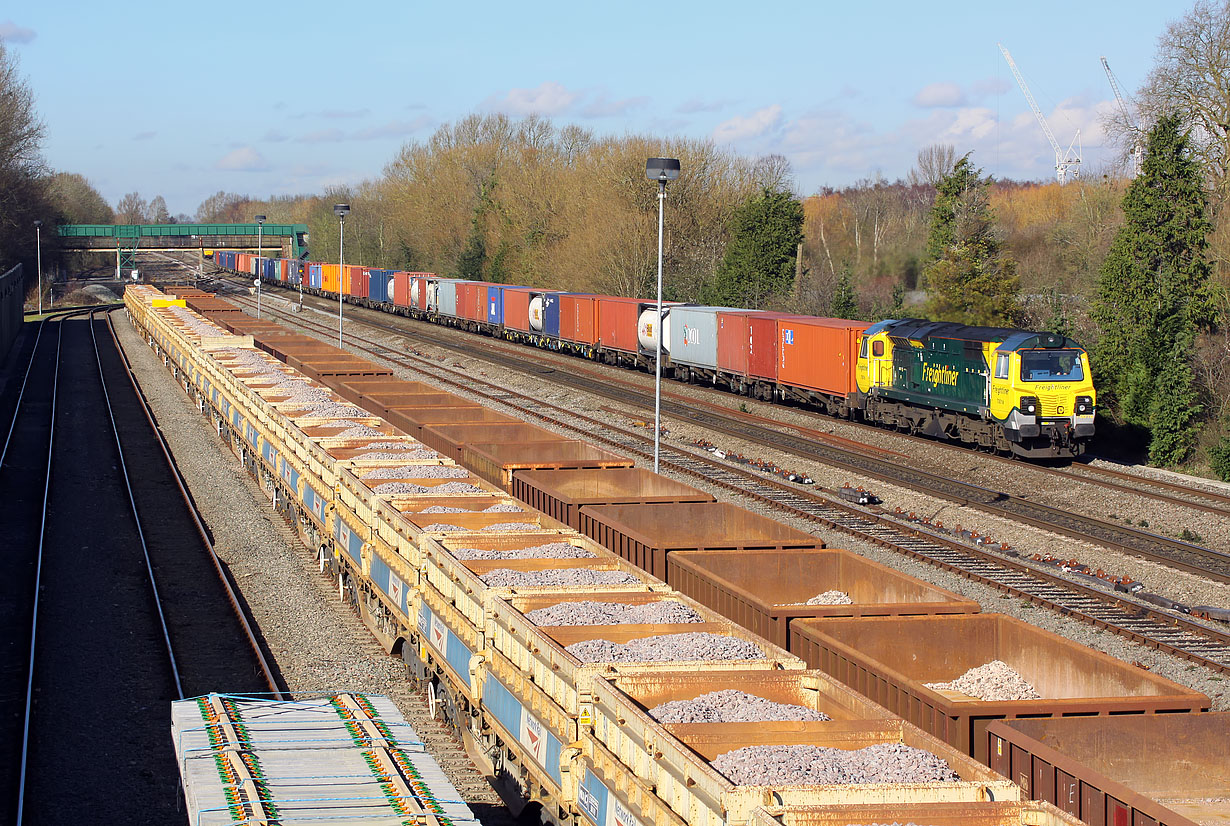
[1020,349,1083,382]
[859,337,867,358]
[995,353,1010,379]
[871,340,884,357]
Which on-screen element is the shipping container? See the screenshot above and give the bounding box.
[776,316,868,396]
[670,306,746,370]
[596,296,643,353]
[366,269,392,304]
[667,548,980,651]
[532,291,563,338]
[410,275,427,310]
[418,422,565,462]
[790,613,1210,762]
[436,280,458,317]
[486,284,523,326]
[343,265,368,298]
[986,714,1230,826]
[580,501,823,581]
[503,288,532,332]
[392,272,411,307]
[512,467,715,530]
[321,263,340,294]
[456,281,482,322]
[309,263,323,290]
[560,294,600,345]
[462,440,634,491]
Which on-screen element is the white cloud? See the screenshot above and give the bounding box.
[216,147,269,172]
[914,82,966,108]
[0,20,35,43]
[483,81,581,116]
[582,93,648,118]
[713,104,783,143]
[354,116,433,140]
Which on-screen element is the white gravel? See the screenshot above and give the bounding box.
[802,590,853,605]
[373,482,430,494]
[924,660,1041,701]
[648,690,831,723]
[425,482,486,495]
[421,523,466,532]
[482,503,523,513]
[451,542,595,560]
[524,600,703,626]
[479,568,640,587]
[420,506,473,514]
[362,465,468,480]
[481,521,538,532]
[711,742,960,786]
[564,632,763,663]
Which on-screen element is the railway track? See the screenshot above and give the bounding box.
[202,281,1230,678]
[214,275,1230,582]
[0,308,280,824]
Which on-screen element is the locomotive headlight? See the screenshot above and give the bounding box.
[1020,396,1039,416]
[1076,395,1092,415]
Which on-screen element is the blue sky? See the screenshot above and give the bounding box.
[3,1,1182,217]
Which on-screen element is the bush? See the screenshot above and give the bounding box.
[1209,436,1230,482]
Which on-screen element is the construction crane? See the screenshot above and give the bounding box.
[1101,56,1144,176]
[999,43,1082,183]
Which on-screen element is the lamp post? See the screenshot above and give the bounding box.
[645,158,680,473]
[255,215,266,318]
[33,220,42,315]
[334,204,350,345]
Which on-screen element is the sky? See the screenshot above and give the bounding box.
[2,0,1185,218]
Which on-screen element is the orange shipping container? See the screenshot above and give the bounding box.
[321,264,340,294]
[776,316,868,396]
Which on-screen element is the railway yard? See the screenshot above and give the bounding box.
[2,253,1227,826]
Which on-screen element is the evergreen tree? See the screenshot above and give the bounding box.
[1147,316,1203,466]
[1090,114,1219,449]
[706,188,803,308]
[829,267,859,319]
[920,157,1021,326]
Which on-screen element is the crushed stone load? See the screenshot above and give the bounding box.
[924,660,1040,701]
[482,503,523,513]
[648,690,832,724]
[565,632,763,664]
[372,482,430,495]
[452,542,596,561]
[420,506,473,514]
[525,600,703,626]
[362,465,468,480]
[426,482,485,495]
[804,590,853,605]
[420,523,466,532]
[711,742,960,786]
[334,424,386,438]
[480,568,640,588]
[482,521,536,532]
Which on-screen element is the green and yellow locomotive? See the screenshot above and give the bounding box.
[855,320,1095,458]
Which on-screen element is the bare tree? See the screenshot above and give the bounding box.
[1128,1,1230,202]
[909,144,958,188]
[115,192,148,223]
[47,172,113,223]
[148,195,170,223]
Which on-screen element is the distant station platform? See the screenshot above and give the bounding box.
[171,692,477,825]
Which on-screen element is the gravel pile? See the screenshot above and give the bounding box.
[373,482,430,494]
[362,465,468,480]
[804,590,853,605]
[711,742,960,786]
[429,482,485,495]
[355,451,422,461]
[452,542,595,560]
[482,503,523,513]
[565,632,763,663]
[421,523,466,532]
[480,568,640,587]
[168,307,227,337]
[648,690,831,723]
[421,506,473,514]
[525,600,703,626]
[334,424,385,437]
[293,402,368,419]
[482,521,536,531]
[925,660,1040,701]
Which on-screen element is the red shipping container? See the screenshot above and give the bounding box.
[776,316,868,395]
[345,266,368,298]
[560,294,599,345]
[503,288,532,332]
[746,312,803,380]
[455,282,483,321]
[596,297,642,353]
[717,311,755,375]
[392,272,411,307]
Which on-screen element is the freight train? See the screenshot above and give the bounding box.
[126,284,1212,826]
[213,251,1097,459]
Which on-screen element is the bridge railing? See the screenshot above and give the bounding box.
[58,223,309,258]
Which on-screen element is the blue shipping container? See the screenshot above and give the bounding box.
[368,269,392,304]
[541,292,564,338]
[486,285,504,325]
[309,264,322,289]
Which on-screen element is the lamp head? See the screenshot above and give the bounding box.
[334,203,351,219]
[255,214,267,225]
[33,220,42,229]
[645,157,681,183]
